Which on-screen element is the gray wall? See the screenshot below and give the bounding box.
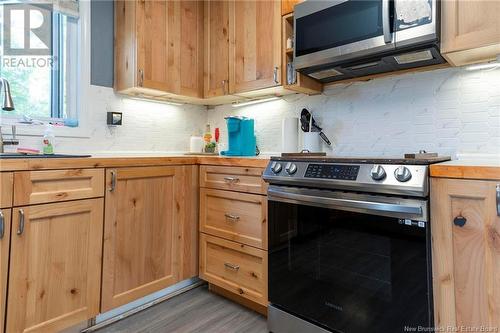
[91,0,114,87]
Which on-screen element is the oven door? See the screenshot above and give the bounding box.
[268,186,433,333]
[294,0,395,70]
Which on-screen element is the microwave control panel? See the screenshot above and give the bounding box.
[304,164,359,181]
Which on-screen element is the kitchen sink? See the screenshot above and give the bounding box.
[0,153,91,159]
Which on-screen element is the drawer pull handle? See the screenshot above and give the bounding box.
[17,209,25,235]
[224,262,240,271]
[109,170,117,192]
[223,177,240,184]
[0,211,4,239]
[225,213,240,221]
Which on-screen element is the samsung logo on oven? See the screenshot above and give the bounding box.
[325,301,343,312]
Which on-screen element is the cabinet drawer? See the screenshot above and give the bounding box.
[0,173,13,208]
[200,188,267,249]
[200,165,267,194]
[14,169,105,206]
[200,233,267,306]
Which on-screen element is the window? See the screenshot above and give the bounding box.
[0,2,79,120]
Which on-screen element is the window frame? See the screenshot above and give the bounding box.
[0,0,91,138]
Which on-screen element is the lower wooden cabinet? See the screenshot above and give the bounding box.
[200,188,267,249]
[199,233,267,306]
[6,199,104,333]
[0,209,11,333]
[431,178,500,330]
[101,166,198,312]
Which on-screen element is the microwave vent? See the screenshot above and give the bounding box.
[309,68,343,80]
[394,50,434,64]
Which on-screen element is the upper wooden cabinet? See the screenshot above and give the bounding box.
[281,0,303,16]
[115,0,204,98]
[6,199,103,333]
[431,178,500,330]
[228,0,281,93]
[204,0,230,98]
[101,166,198,312]
[441,0,500,66]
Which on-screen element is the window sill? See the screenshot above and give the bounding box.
[0,120,91,139]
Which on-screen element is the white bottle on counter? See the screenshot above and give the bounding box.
[42,124,55,155]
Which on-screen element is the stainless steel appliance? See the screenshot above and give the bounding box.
[294,0,444,83]
[263,155,450,333]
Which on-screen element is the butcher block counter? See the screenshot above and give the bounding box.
[0,153,270,171]
[430,158,500,180]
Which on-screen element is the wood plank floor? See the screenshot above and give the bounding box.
[96,285,268,333]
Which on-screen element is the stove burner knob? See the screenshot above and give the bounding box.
[271,162,282,174]
[370,164,386,181]
[394,166,412,182]
[285,163,297,175]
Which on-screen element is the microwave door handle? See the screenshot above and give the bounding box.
[382,0,392,43]
[268,188,423,217]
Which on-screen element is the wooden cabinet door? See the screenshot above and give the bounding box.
[203,0,230,98]
[102,166,183,311]
[136,0,203,97]
[136,0,169,91]
[6,200,103,333]
[441,0,500,65]
[431,178,500,330]
[0,209,10,333]
[229,0,281,93]
[0,173,13,209]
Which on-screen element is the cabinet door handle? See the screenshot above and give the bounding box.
[17,209,24,235]
[0,211,4,239]
[496,184,500,217]
[109,170,117,192]
[223,177,239,184]
[224,213,240,221]
[224,262,240,271]
[273,66,279,84]
[138,69,144,87]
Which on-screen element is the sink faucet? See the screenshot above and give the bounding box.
[0,125,19,153]
[0,77,18,153]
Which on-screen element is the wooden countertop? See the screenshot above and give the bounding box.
[430,159,500,181]
[0,154,271,171]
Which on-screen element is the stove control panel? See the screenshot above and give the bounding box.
[304,164,359,180]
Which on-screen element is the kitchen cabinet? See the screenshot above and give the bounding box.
[281,13,323,95]
[228,0,282,93]
[115,0,204,98]
[199,165,268,313]
[101,165,199,312]
[199,165,267,195]
[0,209,10,333]
[6,199,104,333]
[281,0,303,16]
[431,178,500,330]
[0,173,13,208]
[203,0,230,98]
[441,0,500,66]
[200,188,267,249]
[200,233,267,306]
[13,169,104,206]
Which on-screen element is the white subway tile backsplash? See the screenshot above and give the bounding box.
[208,67,500,158]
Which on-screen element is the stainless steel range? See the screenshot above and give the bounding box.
[263,156,449,333]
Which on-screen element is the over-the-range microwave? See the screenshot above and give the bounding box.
[293,0,445,83]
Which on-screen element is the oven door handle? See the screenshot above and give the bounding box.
[268,188,423,216]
